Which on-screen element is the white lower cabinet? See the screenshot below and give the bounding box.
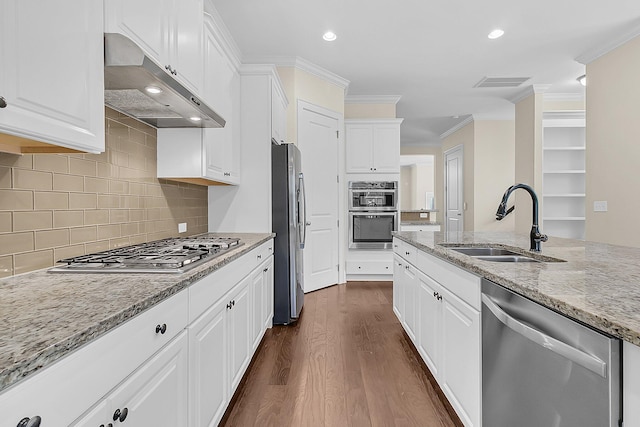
[74,331,189,427]
[393,238,481,427]
[0,240,274,427]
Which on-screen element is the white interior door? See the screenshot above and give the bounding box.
[445,146,464,233]
[297,102,340,293]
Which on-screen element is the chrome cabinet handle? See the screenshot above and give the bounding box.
[0,96,7,108]
[481,294,607,377]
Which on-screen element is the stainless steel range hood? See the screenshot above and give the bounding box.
[104,33,225,128]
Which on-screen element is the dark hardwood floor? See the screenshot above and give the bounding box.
[221,281,461,427]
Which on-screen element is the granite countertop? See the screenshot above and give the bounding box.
[401,209,439,213]
[0,232,274,393]
[393,231,640,346]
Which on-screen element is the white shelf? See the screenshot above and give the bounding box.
[543,147,586,151]
[544,193,586,198]
[543,170,586,174]
[544,217,586,221]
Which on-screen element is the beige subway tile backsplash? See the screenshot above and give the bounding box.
[0,108,208,277]
[13,211,53,231]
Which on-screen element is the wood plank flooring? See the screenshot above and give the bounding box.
[220,281,461,427]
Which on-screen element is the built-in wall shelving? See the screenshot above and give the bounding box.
[542,111,586,240]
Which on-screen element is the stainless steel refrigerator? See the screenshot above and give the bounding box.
[271,142,306,324]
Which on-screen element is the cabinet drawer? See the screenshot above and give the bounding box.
[394,239,417,265]
[416,250,481,310]
[0,289,188,427]
[189,239,273,323]
[346,260,393,275]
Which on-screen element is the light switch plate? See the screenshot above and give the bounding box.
[178,222,187,233]
[594,201,608,212]
[419,213,429,218]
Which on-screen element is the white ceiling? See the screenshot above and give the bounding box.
[211,0,640,146]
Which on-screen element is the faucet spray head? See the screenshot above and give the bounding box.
[496,203,515,221]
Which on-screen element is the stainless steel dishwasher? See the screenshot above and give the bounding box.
[482,279,621,427]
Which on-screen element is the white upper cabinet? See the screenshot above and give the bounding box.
[346,119,403,174]
[0,0,105,154]
[156,12,240,186]
[271,82,287,144]
[104,0,203,95]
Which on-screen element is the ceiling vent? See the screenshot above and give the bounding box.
[473,77,531,88]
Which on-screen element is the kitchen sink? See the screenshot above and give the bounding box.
[439,244,565,263]
[474,255,540,263]
[448,247,522,257]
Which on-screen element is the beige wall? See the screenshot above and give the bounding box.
[544,100,585,111]
[345,103,396,119]
[514,94,544,232]
[473,121,516,231]
[401,146,443,222]
[277,66,345,143]
[400,165,414,210]
[0,108,208,277]
[585,35,640,247]
[442,122,475,231]
[414,163,435,209]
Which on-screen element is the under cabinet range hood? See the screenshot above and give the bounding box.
[104,33,225,128]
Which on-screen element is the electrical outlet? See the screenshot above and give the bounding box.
[593,201,608,212]
[419,212,429,218]
[178,222,187,233]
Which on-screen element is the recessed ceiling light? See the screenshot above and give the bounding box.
[577,74,586,86]
[145,86,163,94]
[323,31,337,42]
[189,116,202,122]
[488,29,505,40]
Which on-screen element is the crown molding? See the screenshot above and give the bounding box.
[507,84,552,104]
[345,95,402,105]
[203,6,243,70]
[440,115,474,140]
[244,56,350,92]
[575,20,640,64]
[543,92,585,102]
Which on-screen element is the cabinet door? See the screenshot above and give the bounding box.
[0,0,104,153]
[346,125,375,172]
[372,124,400,173]
[392,255,404,320]
[108,331,189,427]
[417,271,442,377]
[251,265,265,351]
[263,258,274,330]
[228,278,252,393]
[171,0,203,94]
[402,263,417,341]
[271,84,287,144]
[188,297,228,427]
[104,0,170,63]
[441,291,481,427]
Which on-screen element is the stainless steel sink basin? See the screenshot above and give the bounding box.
[474,255,540,263]
[449,247,521,257]
[440,244,562,263]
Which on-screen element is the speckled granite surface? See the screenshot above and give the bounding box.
[0,232,273,393]
[393,231,640,346]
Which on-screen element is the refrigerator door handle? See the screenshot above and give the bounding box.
[298,172,307,249]
[481,294,607,377]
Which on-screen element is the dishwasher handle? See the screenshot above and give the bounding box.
[481,294,607,378]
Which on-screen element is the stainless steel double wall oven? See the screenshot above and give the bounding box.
[348,181,398,249]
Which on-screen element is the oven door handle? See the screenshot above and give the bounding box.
[481,294,607,377]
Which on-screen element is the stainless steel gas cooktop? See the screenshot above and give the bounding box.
[49,236,243,273]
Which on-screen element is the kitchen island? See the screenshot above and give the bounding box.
[393,230,640,427]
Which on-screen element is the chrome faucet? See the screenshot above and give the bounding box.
[496,183,548,252]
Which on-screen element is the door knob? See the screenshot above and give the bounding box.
[305,222,311,226]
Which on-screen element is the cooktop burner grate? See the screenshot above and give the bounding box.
[49,236,243,273]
